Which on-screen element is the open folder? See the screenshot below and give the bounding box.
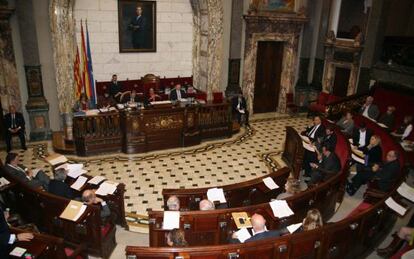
[263,177,279,190]
[232,212,252,229]
[45,154,68,166]
[60,200,87,222]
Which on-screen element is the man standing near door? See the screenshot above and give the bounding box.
[4,105,26,152]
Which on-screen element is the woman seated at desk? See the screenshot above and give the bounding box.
[73,93,92,112]
[147,88,161,102]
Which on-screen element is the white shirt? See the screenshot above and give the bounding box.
[402,124,413,140]
[176,90,181,100]
[359,130,366,147]
[362,105,370,117]
[308,124,320,139]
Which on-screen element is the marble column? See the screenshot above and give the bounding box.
[190,0,224,100]
[16,0,51,140]
[0,3,22,112]
[49,0,76,140]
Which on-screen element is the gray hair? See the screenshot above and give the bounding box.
[199,199,215,211]
[54,168,67,181]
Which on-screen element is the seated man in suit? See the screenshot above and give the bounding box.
[170,83,186,101]
[166,195,180,211]
[147,88,161,103]
[378,106,396,129]
[308,145,341,184]
[230,213,286,243]
[108,74,122,100]
[359,96,379,120]
[346,150,400,196]
[82,189,111,221]
[0,207,33,258]
[352,123,372,150]
[336,111,354,135]
[98,89,116,109]
[48,168,77,199]
[199,199,215,211]
[301,116,326,177]
[3,153,50,190]
[231,91,250,127]
[4,105,27,152]
[318,126,337,151]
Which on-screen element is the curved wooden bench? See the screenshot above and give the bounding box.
[282,126,305,179]
[0,168,116,259]
[148,124,351,247]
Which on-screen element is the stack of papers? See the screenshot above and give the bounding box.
[45,154,68,166]
[206,188,227,203]
[234,228,251,243]
[88,175,106,185]
[269,200,294,218]
[56,163,85,178]
[95,181,118,196]
[70,176,88,190]
[263,177,279,190]
[162,211,180,230]
[397,182,414,202]
[85,109,100,116]
[286,223,302,233]
[385,197,407,216]
[60,200,87,222]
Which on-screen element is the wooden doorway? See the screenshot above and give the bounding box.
[333,67,351,97]
[253,41,284,113]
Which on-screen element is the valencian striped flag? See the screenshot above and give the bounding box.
[73,46,82,99]
[86,20,97,105]
[80,20,96,106]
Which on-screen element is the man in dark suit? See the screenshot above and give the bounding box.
[346,150,400,196]
[108,74,122,101]
[352,123,372,149]
[359,96,380,120]
[170,84,187,101]
[230,213,285,243]
[128,5,147,49]
[378,106,396,129]
[48,168,77,200]
[2,153,50,190]
[1,207,33,258]
[231,91,250,126]
[302,116,325,142]
[318,126,337,151]
[4,105,26,152]
[309,145,341,184]
[82,189,111,221]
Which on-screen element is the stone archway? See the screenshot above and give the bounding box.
[190,0,224,100]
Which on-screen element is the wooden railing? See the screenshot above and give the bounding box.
[282,126,304,179]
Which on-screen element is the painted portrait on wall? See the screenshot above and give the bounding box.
[257,0,295,12]
[118,0,156,52]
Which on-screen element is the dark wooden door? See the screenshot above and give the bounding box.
[253,41,284,113]
[333,67,351,97]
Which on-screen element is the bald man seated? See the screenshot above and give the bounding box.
[166,195,180,211]
[82,189,111,221]
[199,199,215,211]
[230,213,286,243]
[359,96,379,120]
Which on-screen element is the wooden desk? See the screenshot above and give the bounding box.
[73,102,232,156]
[10,240,48,258]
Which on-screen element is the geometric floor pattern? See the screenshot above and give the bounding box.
[0,115,310,215]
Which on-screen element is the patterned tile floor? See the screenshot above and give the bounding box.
[0,115,311,216]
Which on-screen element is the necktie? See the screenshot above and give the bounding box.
[177,90,181,100]
[308,125,318,137]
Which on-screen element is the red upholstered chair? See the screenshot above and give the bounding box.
[308,92,336,117]
[196,92,207,102]
[212,92,224,103]
[286,93,298,114]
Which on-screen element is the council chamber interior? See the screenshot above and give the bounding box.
[1,0,414,258]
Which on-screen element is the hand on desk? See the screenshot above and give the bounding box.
[17,233,34,242]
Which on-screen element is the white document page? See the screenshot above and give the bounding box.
[70,176,87,190]
[207,188,227,203]
[162,211,180,230]
[385,197,407,216]
[95,182,117,196]
[269,200,294,218]
[32,168,41,178]
[9,247,27,257]
[352,154,365,164]
[67,169,87,179]
[73,204,87,221]
[0,177,10,187]
[303,141,315,152]
[287,223,303,233]
[234,228,252,243]
[301,135,310,143]
[263,177,279,190]
[88,175,106,185]
[397,182,414,202]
